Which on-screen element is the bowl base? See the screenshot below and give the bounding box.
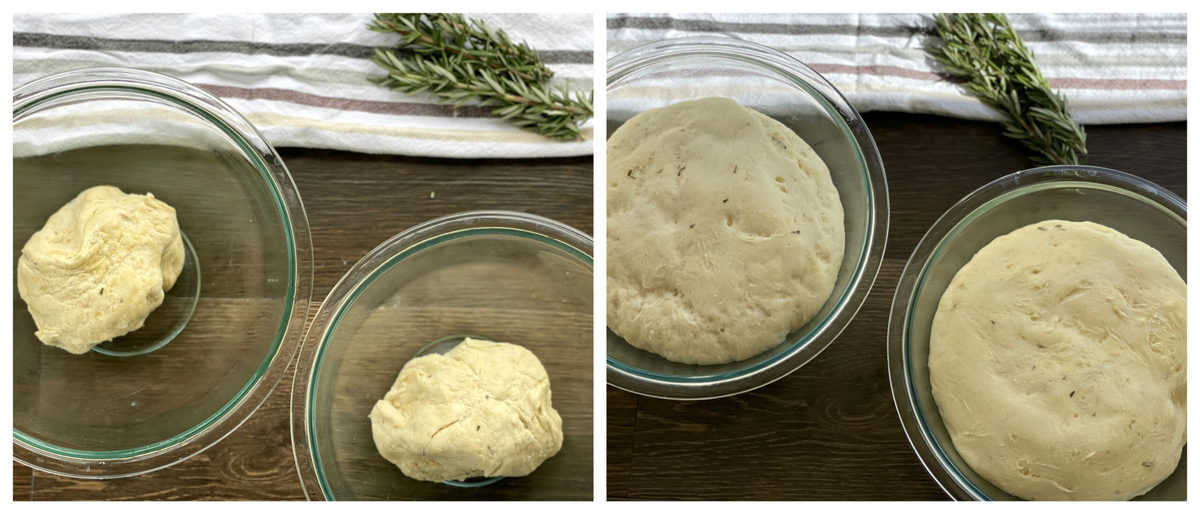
[414,333,490,358]
[444,476,505,488]
[416,333,507,488]
[93,231,201,357]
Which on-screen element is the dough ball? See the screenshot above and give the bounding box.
[607,97,845,365]
[17,185,185,354]
[369,338,563,483]
[930,220,1186,500]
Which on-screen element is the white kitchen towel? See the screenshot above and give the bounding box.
[608,13,1186,125]
[14,13,594,158]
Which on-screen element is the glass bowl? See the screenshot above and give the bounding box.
[291,211,593,500]
[606,36,889,399]
[12,67,313,478]
[888,165,1186,500]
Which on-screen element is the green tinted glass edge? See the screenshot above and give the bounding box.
[903,184,996,499]
[13,84,298,461]
[901,178,1187,499]
[607,71,874,383]
[308,227,592,500]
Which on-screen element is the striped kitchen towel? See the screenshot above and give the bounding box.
[608,13,1186,125]
[14,13,593,159]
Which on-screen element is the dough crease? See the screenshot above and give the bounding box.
[369,338,563,482]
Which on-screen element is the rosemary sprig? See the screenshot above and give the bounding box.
[927,13,1087,165]
[370,13,593,141]
[370,13,552,84]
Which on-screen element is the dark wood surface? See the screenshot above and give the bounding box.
[13,151,593,501]
[13,114,1188,501]
[606,112,1187,501]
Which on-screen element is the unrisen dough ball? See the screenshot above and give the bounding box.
[18,185,185,355]
[369,338,563,483]
[607,97,845,365]
[930,220,1186,500]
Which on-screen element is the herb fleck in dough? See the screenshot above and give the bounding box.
[607,97,845,365]
[930,220,1186,500]
[369,338,563,483]
[17,185,185,355]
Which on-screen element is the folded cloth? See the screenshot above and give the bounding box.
[608,13,1186,125]
[14,13,593,158]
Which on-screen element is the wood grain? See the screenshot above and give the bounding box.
[13,150,593,500]
[606,112,1187,501]
[12,114,1187,501]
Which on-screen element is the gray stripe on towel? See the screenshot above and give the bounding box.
[606,15,1187,44]
[12,32,593,64]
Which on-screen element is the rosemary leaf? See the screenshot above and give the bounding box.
[370,13,592,141]
[927,13,1088,165]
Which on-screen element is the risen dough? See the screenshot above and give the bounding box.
[18,185,185,354]
[369,338,563,482]
[929,220,1186,500]
[607,97,845,365]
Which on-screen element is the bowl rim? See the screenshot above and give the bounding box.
[604,35,890,400]
[12,66,314,479]
[887,164,1187,500]
[289,210,593,500]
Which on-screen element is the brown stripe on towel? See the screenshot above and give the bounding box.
[606,64,1187,92]
[811,64,1186,91]
[195,83,497,118]
[1047,77,1187,91]
[809,63,939,81]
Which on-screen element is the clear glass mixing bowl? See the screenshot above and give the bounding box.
[12,67,313,478]
[291,211,593,500]
[888,166,1186,500]
[606,36,889,399]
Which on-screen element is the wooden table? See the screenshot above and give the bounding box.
[606,112,1187,501]
[13,151,593,500]
[13,114,1187,500]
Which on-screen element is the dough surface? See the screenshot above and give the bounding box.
[18,185,185,354]
[607,97,845,365]
[929,220,1186,500]
[369,338,563,482]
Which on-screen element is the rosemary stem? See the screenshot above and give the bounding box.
[370,13,592,141]
[927,13,1087,165]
